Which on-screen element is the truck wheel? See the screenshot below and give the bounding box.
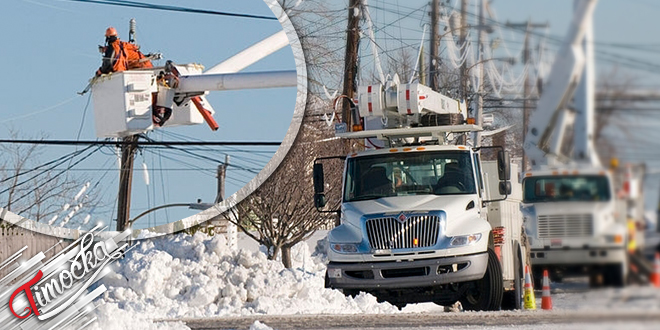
[589,269,604,288]
[502,243,523,310]
[460,248,504,311]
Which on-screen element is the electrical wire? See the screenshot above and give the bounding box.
[63,0,278,20]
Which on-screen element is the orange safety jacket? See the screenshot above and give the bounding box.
[100,39,153,74]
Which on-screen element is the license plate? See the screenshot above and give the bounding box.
[551,239,562,247]
[328,268,342,278]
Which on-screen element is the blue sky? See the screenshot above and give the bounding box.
[476,0,660,213]
[1,0,659,229]
[348,0,660,213]
[0,0,297,228]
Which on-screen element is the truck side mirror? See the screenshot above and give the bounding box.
[499,181,512,195]
[313,163,327,209]
[314,193,327,208]
[313,163,325,194]
[497,150,511,181]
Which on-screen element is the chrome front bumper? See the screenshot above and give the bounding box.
[326,252,488,290]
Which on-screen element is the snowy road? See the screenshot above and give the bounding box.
[165,278,660,330]
[91,233,660,330]
[170,311,660,330]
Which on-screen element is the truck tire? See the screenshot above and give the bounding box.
[502,243,523,310]
[460,248,504,311]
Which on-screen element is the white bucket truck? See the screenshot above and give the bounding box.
[521,0,628,287]
[313,75,527,310]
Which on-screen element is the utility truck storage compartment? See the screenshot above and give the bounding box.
[91,64,215,138]
[92,71,156,138]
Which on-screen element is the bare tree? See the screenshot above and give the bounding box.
[227,108,343,268]
[0,130,100,225]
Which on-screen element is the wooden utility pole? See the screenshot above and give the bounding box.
[522,24,532,170]
[342,0,361,132]
[429,0,440,91]
[475,0,486,147]
[116,135,139,232]
[418,46,426,85]
[459,0,469,101]
[215,155,230,203]
[506,20,548,170]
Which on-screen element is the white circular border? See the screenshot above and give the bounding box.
[0,0,307,240]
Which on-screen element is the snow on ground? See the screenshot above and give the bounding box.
[549,279,660,312]
[90,232,397,330]
[411,323,658,330]
[88,231,660,330]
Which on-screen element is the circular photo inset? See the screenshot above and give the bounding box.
[0,0,306,237]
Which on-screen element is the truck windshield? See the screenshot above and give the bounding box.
[522,175,611,203]
[344,151,476,202]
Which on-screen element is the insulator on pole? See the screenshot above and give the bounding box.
[129,18,136,43]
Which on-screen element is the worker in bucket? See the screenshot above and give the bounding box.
[95,27,153,76]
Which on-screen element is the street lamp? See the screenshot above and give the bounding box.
[128,200,214,227]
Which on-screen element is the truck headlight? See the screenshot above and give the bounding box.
[604,234,623,244]
[330,243,359,253]
[450,233,482,247]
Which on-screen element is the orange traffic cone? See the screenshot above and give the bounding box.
[651,252,660,288]
[523,265,536,310]
[541,270,552,310]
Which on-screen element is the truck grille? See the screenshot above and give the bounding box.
[537,214,594,238]
[366,215,441,250]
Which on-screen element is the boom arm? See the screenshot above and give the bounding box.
[523,0,598,168]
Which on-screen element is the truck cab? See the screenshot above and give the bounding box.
[330,145,491,282]
[314,125,525,310]
[522,169,628,286]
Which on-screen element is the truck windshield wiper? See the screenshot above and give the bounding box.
[349,194,390,202]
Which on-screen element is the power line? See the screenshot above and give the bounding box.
[0,139,281,146]
[64,0,278,20]
[5,145,104,206]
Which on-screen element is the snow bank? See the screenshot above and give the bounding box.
[91,232,398,329]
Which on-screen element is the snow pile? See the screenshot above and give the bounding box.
[91,232,397,329]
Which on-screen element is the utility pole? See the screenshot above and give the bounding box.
[459,0,469,101]
[116,135,138,232]
[215,155,230,203]
[474,0,486,147]
[429,0,440,91]
[419,46,426,85]
[506,20,548,170]
[116,19,144,232]
[342,0,361,133]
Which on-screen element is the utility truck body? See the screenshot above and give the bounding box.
[522,169,628,286]
[521,0,630,286]
[314,75,527,310]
